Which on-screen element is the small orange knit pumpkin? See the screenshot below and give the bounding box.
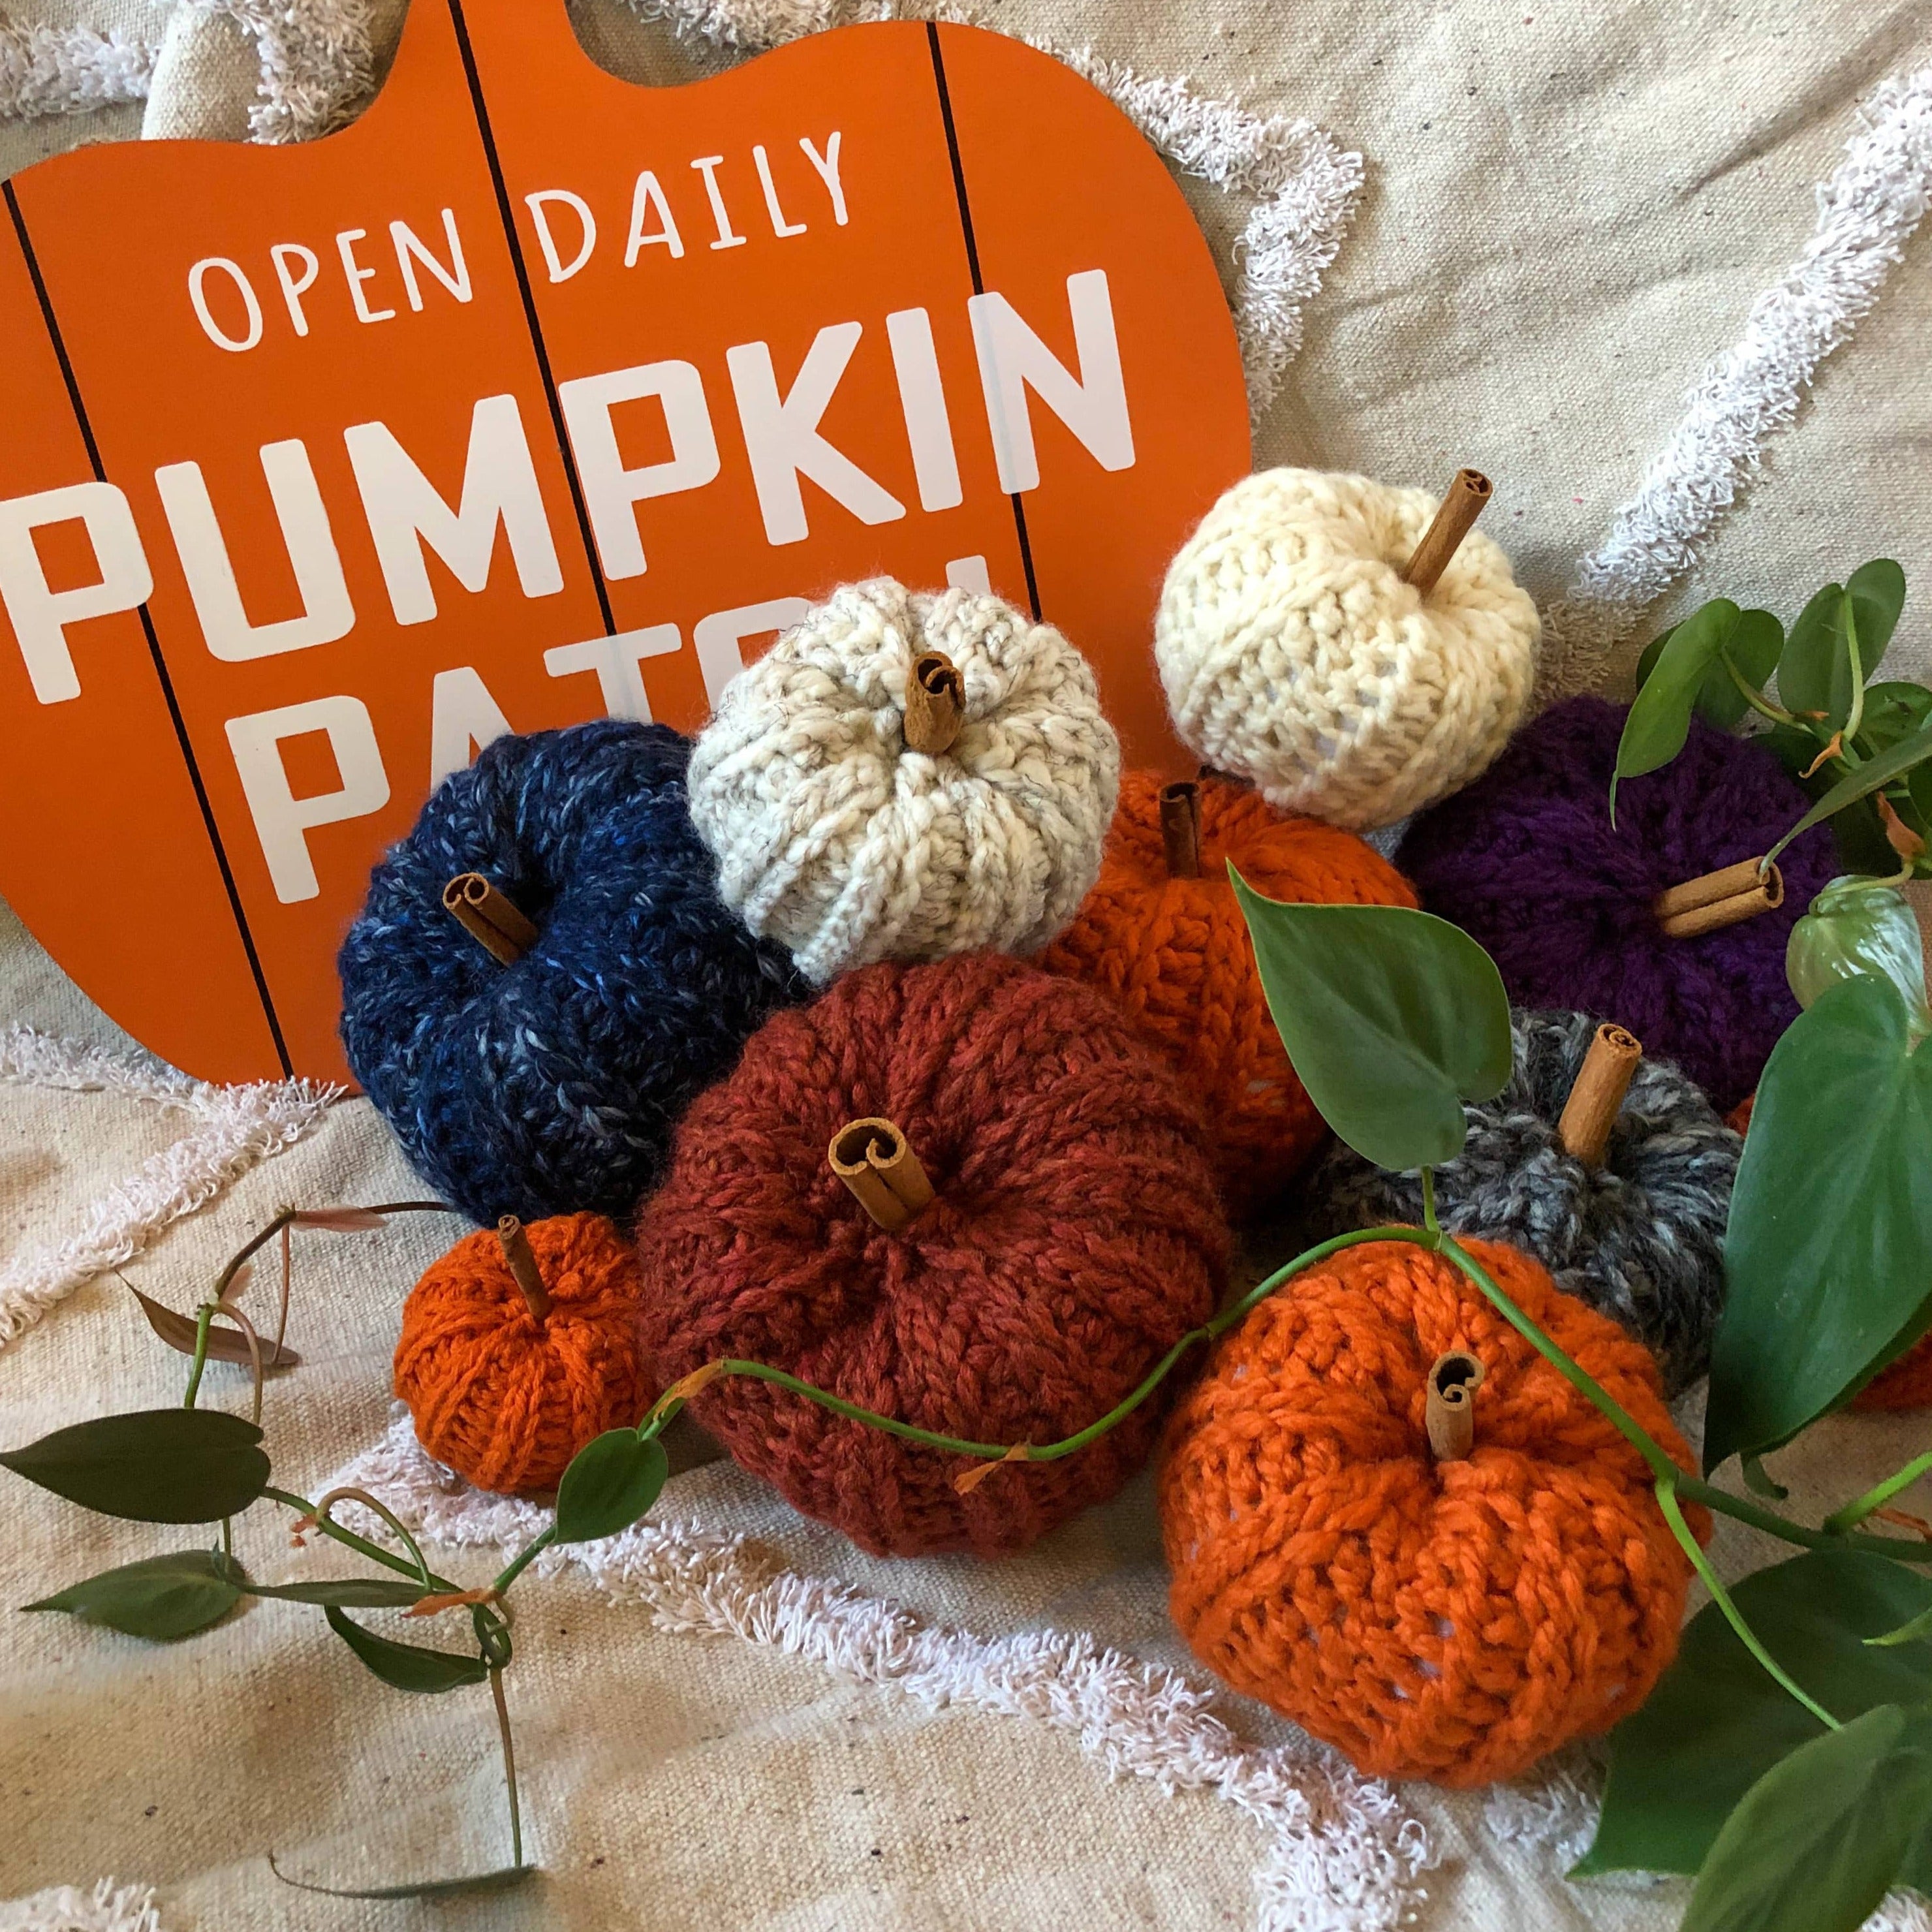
[1159,1237,1706,1786]
[1852,1331,1932,1411]
[394,1213,653,1493]
[1038,771,1416,1218]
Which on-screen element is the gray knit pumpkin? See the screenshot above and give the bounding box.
[1297,1008,1740,1394]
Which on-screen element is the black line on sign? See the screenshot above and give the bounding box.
[3,179,294,1078]
[446,0,617,637]
[926,22,1043,624]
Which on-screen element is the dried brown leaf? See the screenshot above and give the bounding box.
[124,1281,299,1367]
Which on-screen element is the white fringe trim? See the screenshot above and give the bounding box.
[0,24,154,119]
[326,1409,1434,1932]
[0,1880,160,1932]
[0,1026,337,1350]
[1542,61,1932,698]
[181,0,377,142]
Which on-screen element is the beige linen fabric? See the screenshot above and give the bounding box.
[3,3,1932,1926]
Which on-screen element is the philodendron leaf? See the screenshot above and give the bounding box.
[554,1429,668,1544]
[23,1548,243,1640]
[125,1283,299,1367]
[1765,719,1932,871]
[1612,598,1743,815]
[1679,1702,1932,1932]
[268,1853,535,1900]
[1637,608,1784,732]
[324,1604,488,1692]
[1230,879,1513,1171]
[247,1576,427,1608]
[1782,563,1907,728]
[0,1409,270,1523]
[1704,975,1932,1471]
[1578,1550,1932,1884]
[1858,681,1932,754]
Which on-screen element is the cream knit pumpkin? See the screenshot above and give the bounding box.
[1155,469,1541,829]
[687,578,1120,985]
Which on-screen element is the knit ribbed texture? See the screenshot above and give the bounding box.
[339,720,808,1226]
[687,580,1120,985]
[1038,771,1417,1220]
[1160,1238,1704,1788]
[1155,469,1540,830]
[1397,695,1837,1112]
[634,952,1228,1559]
[1297,1009,1739,1395]
[394,1213,652,1495]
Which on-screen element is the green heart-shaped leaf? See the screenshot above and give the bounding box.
[1680,1702,1932,1932]
[1858,682,1932,755]
[1704,974,1932,1471]
[1579,1550,1932,1883]
[0,1409,270,1523]
[1231,878,1512,1172]
[1782,563,1907,729]
[1638,608,1785,732]
[1613,598,1744,815]
[1765,720,1932,871]
[24,1548,243,1640]
[324,1604,489,1693]
[247,1576,428,1608]
[554,1429,668,1545]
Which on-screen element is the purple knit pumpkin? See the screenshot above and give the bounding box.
[1396,695,1836,1111]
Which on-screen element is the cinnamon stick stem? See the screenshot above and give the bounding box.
[1653,860,1783,939]
[444,873,538,965]
[1401,469,1492,595]
[496,1215,550,1322]
[828,1117,935,1230]
[1555,1023,1643,1168]
[1160,781,1202,879]
[903,651,965,756]
[1425,1351,1485,1462]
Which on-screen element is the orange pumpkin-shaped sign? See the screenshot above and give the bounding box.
[0,1,1249,1085]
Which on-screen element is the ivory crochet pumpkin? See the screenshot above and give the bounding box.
[1038,771,1417,1218]
[394,1213,652,1494]
[1159,1237,1704,1786]
[1154,468,1540,830]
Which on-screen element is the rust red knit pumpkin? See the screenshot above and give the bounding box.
[1038,771,1416,1219]
[1854,1333,1932,1411]
[394,1213,652,1494]
[1159,1237,1705,1786]
[634,953,1230,1558]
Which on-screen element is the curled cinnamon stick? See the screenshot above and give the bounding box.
[828,1117,935,1231]
[1652,858,1783,939]
[1401,469,1492,595]
[1555,1023,1643,1169]
[1425,1351,1485,1462]
[1160,780,1203,879]
[444,873,538,965]
[903,650,965,755]
[496,1215,550,1322]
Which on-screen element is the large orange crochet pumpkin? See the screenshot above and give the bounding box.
[1038,771,1416,1218]
[1159,1237,1705,1786]
[1853,1332,1932,1411]
[394,1213,653,1493]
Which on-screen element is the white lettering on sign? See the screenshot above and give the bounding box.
[0,482,153,704]
[624,172,685,264]
[346,393,563,626]
[544,625,683,722]
[187,258,263,354]
[225,693,390,903]
[799,133,847,225]
[270,244,320,337]
[428,664,513,789]
[753,145,808,239]
[155,441,356,663]
[525,190,597,285]
[390,210,471,312]
[557,361,721,580]
[886,306,962,513]
[690,156,747,252]
[969,269,1134,493]
[726,322,906,546]
[335,228,397,326]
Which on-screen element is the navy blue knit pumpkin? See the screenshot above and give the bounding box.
[338,721,808,1226]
